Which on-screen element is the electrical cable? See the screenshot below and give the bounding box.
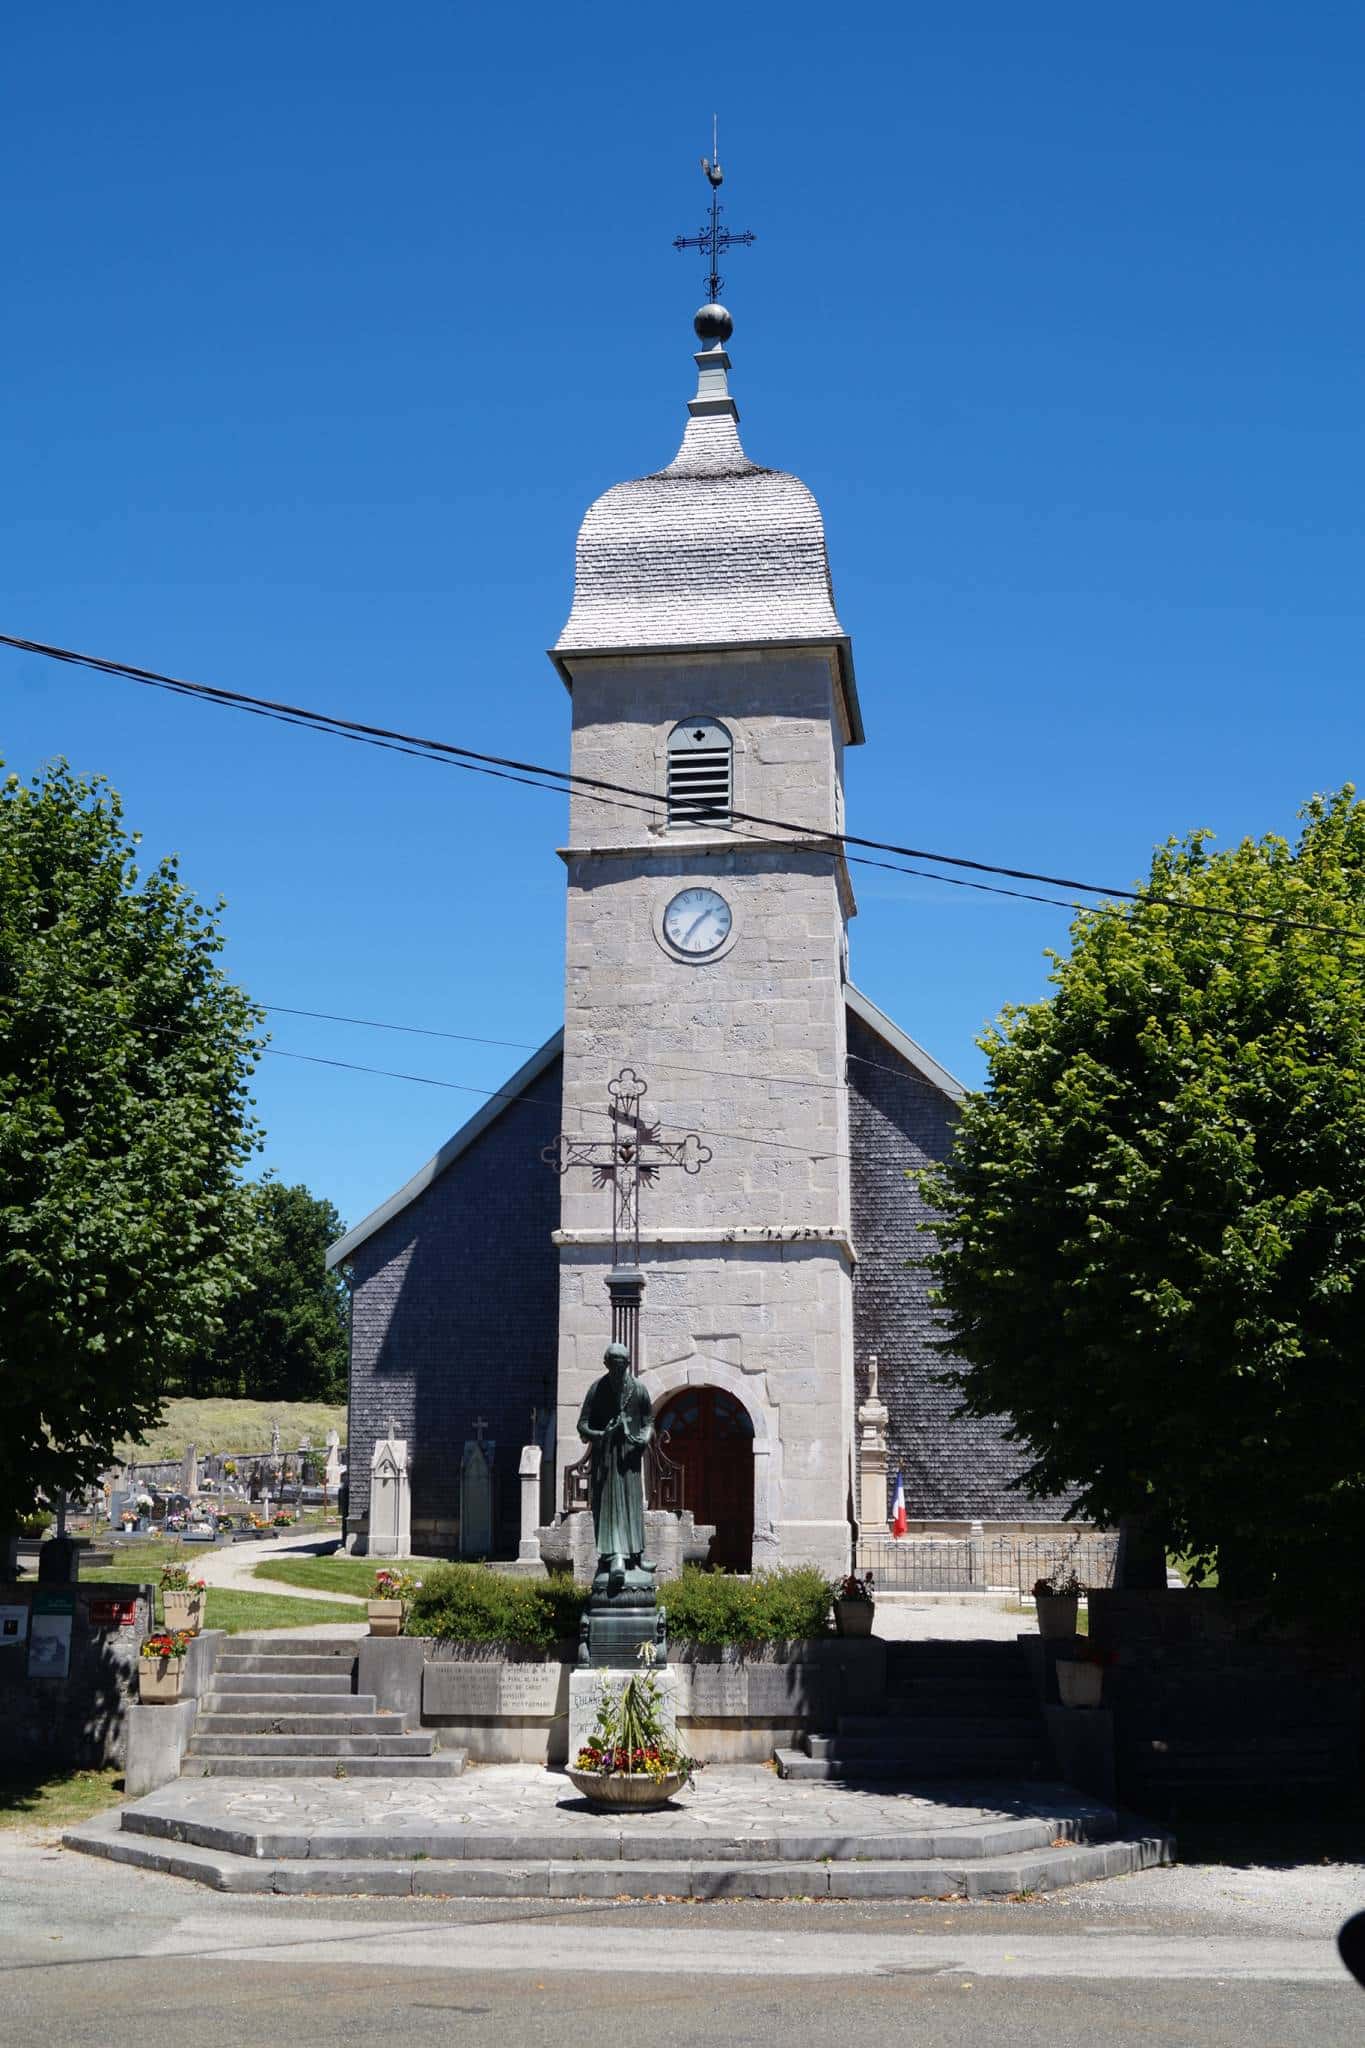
[5,628,1358,939]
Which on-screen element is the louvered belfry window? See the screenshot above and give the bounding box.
[667,718,732,827]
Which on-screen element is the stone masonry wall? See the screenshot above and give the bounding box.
[346,1060,563,1555]
[846,1008,1072,1522]
[556,648,857,1574]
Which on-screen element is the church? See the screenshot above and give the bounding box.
[327,284,1069,1573]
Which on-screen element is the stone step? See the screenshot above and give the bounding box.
[805,1737,1045,1768]
[225,1636,360,1657]
[177,1754,467,1779]
[212,1671,355,1696]
[187,1732,436,1758]
[201,1692,378,1717]
[119,1805,1097,1864]
[774,1748,1048,1782]
[195,1713,398,1737]
[214,1654,359,1678]
[63,1812,1171,1898]
[835,1714,1043,1740]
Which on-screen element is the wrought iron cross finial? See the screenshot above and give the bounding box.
[543,1066,714,1265]
[672,117,755,304]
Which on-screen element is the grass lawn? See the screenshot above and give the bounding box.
[199,1588,363,1632]
[0,1765,124,1833]
[254,1554,440,1597]
[71,1563,362,1632]
[114,1396,346,1462]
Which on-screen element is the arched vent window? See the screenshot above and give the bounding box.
[667,718,732,827]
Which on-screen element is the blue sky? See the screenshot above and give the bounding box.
[4,4,1361,1230]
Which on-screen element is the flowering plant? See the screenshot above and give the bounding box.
[215,1514,234,1532]
[159,1566,206,1592]
[222,1460,237,1477]
[272,1512,295,1527]
[139,1629,194,1660]
[834,1570,875,1603]
[134,1493,153,1512]
[371,1568,421,1602]
[1033,1571,1085,1600]
[574,1670,698,1786]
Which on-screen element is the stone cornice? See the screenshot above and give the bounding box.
[553,1225,857,1265]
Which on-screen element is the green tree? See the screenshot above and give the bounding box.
[0,761,263,1528]
[183,1180,349,1402]
[922,790,1365,1602]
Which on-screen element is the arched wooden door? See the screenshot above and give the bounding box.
[654,1387,754,1571]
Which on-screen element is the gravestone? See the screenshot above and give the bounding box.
[368,1431,411,1558]
[517,1444,542,1565]
[323,1430,343,1496]
[459,1440,494,1559]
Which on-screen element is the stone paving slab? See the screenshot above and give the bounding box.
[116,1762,1115,1850]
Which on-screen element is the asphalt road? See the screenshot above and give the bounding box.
[2,1834,1361,2048]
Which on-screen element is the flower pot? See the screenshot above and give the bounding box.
[833,1596,875,1638]
[567,1768,687,1810]
[367,1598,403,1636]
[1034,1593,1079,1641]
[163,1591,204,1632]
[138,1655,186,1704]
[1056,1659,1104,1709]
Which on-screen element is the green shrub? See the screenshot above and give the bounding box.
[661,1565,832,1645]
[404,1565,587,1650]
[16,1512,53,1539]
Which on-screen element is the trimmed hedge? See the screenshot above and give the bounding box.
[402,1562,834,1649]
[405,1564,587,1649]
[660,1565,832,1645]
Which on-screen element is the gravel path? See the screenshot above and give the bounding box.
[196,1534,360,1604]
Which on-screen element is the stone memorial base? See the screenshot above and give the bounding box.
[568,1666,679,1767]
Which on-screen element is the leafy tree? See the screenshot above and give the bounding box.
[0,761,263,1528]
[921,790,1365,1602]
[181,1180,349,1402]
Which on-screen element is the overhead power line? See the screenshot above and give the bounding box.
[3,628,1356,939]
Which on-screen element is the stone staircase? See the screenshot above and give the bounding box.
[183,1635,465,1779]
[777,1639,1050,1782]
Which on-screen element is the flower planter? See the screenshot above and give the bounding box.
[1056,1659,1104,1709]
[138,1656,186,1705]
[833,1596,875,1638]
[368,1598,404,1636]
[1034,1593,1079,1641]
[162,1591,204,1632]
[567,1768,687,1810]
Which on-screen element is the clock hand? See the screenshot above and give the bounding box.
[682,911,711,944]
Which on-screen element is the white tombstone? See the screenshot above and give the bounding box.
[459,1440,494,1559]
[368,1431,411,1558]
[180,1442,199,1499]
[323,1429,343,1495]
[517,1444,542,1565]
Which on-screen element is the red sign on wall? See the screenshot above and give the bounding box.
[88,1598,140,1629]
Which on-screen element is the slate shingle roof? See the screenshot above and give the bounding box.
[555,407,847,656]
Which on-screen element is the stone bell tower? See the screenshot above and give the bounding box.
[548,267,866,1576]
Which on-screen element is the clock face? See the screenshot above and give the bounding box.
[662,886,733,958]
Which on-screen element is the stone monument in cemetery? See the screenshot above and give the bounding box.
[367,1427,411,1558]
[458,1423,495,1559]
[575,1341,663,1665]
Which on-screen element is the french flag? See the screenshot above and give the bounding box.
[890,1471,908,1539]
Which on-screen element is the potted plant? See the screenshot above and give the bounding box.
[1032,1569,1084,1640]
[160,1564,207,1631]
[832,1569,876,1637]
[569,1666,698,1810]
[138,1629,194,1703]
[272,1510,295,1528]
[1056,1640,1110,1708]
[368,1567,420,1634]
[134,1492,153,1531]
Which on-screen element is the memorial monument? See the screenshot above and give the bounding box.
[575,1341,666,1665]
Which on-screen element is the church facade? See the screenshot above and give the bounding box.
[328,305,1068,1569]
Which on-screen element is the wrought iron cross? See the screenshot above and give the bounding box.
[672,118,755,303]
[543,1066,712,1265]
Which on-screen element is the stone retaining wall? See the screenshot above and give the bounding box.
[361,1635,886,1765]
[0,1579,153,1769]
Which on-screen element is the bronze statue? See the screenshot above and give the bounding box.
[576,1341,654,1593]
